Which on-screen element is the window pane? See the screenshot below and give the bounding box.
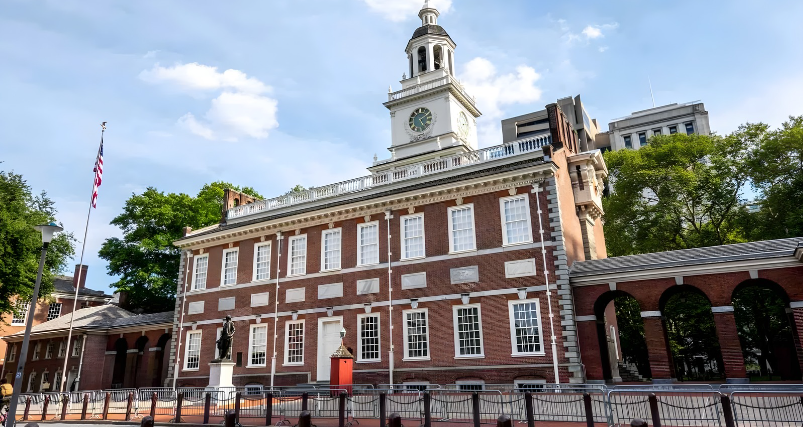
[290,237,307,275]
[12,302,30,324]
[456,307,482,356]
[406,312,429,358]
[685,122,694,135]
[323,230,341,270]
[250,326,267,366]
[512,302,542,354]
[359,224,379,265]
[668,126,678,134]
[194,256,208,290]
[223,250,238,285]
[638,133,647,146]
[403,216,424,258]
[623,135,632,148]
[47,303,62,321]
[186,333,201,369]
[287,322,304,363]
[503,197,530,244]
[653,129,662,136]
[450,207,475,252]
[255,244,271,280]
[360,315,380,361]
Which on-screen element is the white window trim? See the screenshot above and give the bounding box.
[456,380,486,391]
[499,195,534,247]
[514,379,546,392]
[57,341,66,358]
[220,248,239,286]
[402,308,430,361]
[447,204,477,254]
[12,302,29,325]
[400,213,426,260]
[356,313,381,363]
[183,330,202,371]
[452,303,485,359]
[8,344,16,362]
[320,228,342,272]
[508,298,546,357]
[357,221,380,266]
[32,343,40,361]
[71,338,81,358]
[283,319,305,366]
[45,342,54,359]
[252,241,272,282]
[247,324,268,368]
[191,254,209,291]
[287,235,307,277]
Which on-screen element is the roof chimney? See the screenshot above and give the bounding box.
[73,264,88,289]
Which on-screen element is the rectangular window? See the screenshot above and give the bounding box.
[509,299,544,355]
[45,342,54,359]
[57,341,66,358]
[288,235,307,276]
[253,242,271,281]
[685,122,695,135]
[401,214,425,259]
[285,320,305,365]
[358,314,380,362]
[638,132,647,146]
[12,302,30,325]
[192,254,209,290]
[184,331,202,370]
[8,344,16,362]
[32,343,40,361]
[668,125,678,134]
[500,195,533,245]
[623,135,632,149]
[652,128,662,136]
[403,309,429,360]
[448,204,476,253]
[453,305,484,357]
[514,380,546,392]
[249,325,267,367]
[321,229,342,271]
[221,248,239,286]
[358,222,379,266]
[47,303,62,321]
[71,339,81,357]
[456,381,485,392]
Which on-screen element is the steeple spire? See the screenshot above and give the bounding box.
[419,0,439,26]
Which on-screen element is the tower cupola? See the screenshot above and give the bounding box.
[419,0,439,25]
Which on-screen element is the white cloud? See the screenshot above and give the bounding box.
[598,46,609,53]
[140,62,278,141]
[581,26,602,39]
[562,21,618,44]
[143,50,159,59]
[362,0,451,22]
[459,57,542,146]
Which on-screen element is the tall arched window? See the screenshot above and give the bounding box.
[417,46,427,73]
[433,45,443,70]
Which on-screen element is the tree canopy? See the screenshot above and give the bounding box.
[0,169,75,324]
[99,182,261,313]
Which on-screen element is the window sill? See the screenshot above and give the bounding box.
[286,273,306,278]
[402,357,430,362]
[220,283,238,287]
[399,256,426,262]
[356,359,381,364]
[357,262,380,268]
[183,368,199,372]
[282,362,304,367]
[320,268,342,273]
[250,278,272,284]
[501,241,533,248]
[246,365,266,369]
[454,355,485,360]
[511,352,546,357]
[448,249,477,255]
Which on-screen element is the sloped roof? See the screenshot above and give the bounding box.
[2,305,173,339]
[53,276,112,298]
[570,238,803,278]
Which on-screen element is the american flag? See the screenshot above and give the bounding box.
[91,134,104,208]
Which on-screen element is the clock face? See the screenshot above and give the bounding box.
[409,107,433,132]
[457,111,469,137]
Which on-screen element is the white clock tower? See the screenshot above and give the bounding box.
[372,0,481,170]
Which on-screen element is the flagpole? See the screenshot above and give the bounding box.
[59,122,105,392]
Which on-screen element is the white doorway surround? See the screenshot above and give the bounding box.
[317,316,343,381]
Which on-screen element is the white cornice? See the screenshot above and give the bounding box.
[176,164,556,250]
[570,257,802,287]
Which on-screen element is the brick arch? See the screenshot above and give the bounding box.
[111,338,128,388]
[658,283,713,312]
[732,278,791,304]
[592,290,649,382]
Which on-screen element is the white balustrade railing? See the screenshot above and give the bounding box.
[226,135,550,220]
[388,74,476,103]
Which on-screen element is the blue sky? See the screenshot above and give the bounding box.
[2,0,802,294]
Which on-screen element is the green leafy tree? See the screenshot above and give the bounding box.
[99,182,261,313]
[603,133,750,256]
[663,292,723,380]
[613,295,651,378]
[0,169,75,324]
[736,116,803,239]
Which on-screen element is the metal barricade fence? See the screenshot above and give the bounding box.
[527,389,608,424]
[106,389,136,414]
[385,390,424,421]
[730,391,803,427]
[139,388,177,416]
[608,388,723,427]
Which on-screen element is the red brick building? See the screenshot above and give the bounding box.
[570,238,803,384]
[0,265,112,374]
[1,305,173,391]
[166,5,609,389]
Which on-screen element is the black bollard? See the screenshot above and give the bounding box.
[81,394,89,420]
[301,392,309,411]
[648,393,661,427]
[583,392,594,427]
[471,392,481,427]
[496,415,512,427]
[126,392,135,421]
[631,418,648,427]
[338,392,347,427]
[379,392,387,427]
[203,392,212,424]
[61,394,69,420]
[721,393,736,427]
[175,392,184,423]
[423,391,432,427]
[225,409,237,427]
[41,395,49,421]
[141,415,155,427]
[265,392,273,426]
[388,412,402,427]
[150,392,157,419]
[524,392,535,427]
[102,392,111,420]
[298,410,312,427]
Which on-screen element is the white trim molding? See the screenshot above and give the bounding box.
[640,311,662,318]
[575,315,597,322]
[711,306,735,313]
[789,301,803,309]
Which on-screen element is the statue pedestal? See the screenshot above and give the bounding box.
[207,361,235,391]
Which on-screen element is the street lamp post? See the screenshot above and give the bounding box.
[5,222,63,427]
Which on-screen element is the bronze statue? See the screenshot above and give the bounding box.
[216,315,235,361]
